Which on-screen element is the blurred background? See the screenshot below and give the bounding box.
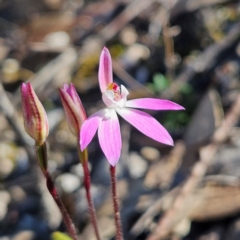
[1,0,240,239]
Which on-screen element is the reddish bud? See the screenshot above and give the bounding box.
[59,83,87,137]
[21,83,49,146]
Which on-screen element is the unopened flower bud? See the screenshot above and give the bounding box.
[59,83,87,137]
[21,82,49,146]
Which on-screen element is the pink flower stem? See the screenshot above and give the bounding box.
[78,146,101,240]
[110,165,123,240]
[36,143,78,240]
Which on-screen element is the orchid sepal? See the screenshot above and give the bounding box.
[99,47,113,93]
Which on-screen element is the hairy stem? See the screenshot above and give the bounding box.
[78,147,101,240]
[46,172,78,240]
[36,143,78,240]
[110,165,123,240]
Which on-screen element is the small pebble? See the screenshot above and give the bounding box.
[140,146,160,162]
[120,25,138,45]
[44,31,70,49]
[9,186,26,202]
[120,43,150,68]
[2,58,20,83]
[0,191,11,220]
[173,218,191,237]
[12,231,35,240]
[128,152,148,179]
[0,158,14,178]
[56,173,81,193]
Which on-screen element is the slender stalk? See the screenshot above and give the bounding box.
[110,165,123,240]
[36,143,78,240]
[45,172,78,240]
[78,146,101,240]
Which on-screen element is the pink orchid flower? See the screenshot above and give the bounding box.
[80,47,184,166]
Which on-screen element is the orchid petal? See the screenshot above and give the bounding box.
[125,98,185,111]
[102,90,115,108]
[98,47,113,93]
[80,109,105,150]
[117,108,173,146]
[120,85,129,101]
[98,109,121,166]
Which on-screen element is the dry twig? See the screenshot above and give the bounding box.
[147,91,240,239]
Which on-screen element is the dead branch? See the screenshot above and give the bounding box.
[147,91,240,239]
